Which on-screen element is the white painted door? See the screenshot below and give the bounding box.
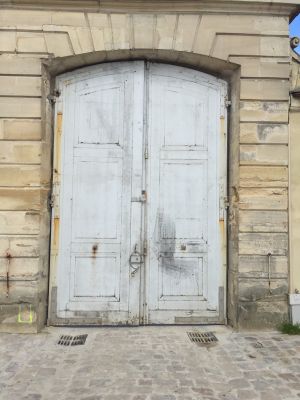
[51,62,145,324]
[49,62,226,325]
[145,64,226,324]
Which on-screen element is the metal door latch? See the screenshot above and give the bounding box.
[130,254,143,264]
[129,244,144,276]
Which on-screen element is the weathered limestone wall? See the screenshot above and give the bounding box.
[0,4,295,331]
[289,54,300,322]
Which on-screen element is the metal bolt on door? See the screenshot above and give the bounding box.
[48,61,227,326]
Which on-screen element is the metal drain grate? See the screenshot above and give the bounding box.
[187,331,218,345]
[58,335,73,346]
[71,334,88,346]
[58,334,88,346]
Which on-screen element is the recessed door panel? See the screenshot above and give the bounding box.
[72,256,119,299]
[72,158,122,240]
[159,256,204,298]
[163,85,206,147]
[159,160,207,239]
[75,80,124,145]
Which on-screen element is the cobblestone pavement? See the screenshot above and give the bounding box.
[0,325,300,400]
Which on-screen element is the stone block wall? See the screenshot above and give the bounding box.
[0,2,295,331]
[290,54,300,309]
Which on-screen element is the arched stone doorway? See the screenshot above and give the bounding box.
[47,60,228,325]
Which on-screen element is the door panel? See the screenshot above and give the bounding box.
[72,157,122,240]
[49,61,226,326]
[146,64,225,324]
[52,61,144,324]
[159,160,207,239]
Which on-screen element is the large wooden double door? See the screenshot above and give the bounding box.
[49,61,227,325]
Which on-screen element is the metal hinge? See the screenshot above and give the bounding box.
[47,89,61,105]
[219,195,229,221]
[131,190,147,203]
[143,239,148,256]
[144,147,149,159]
[224,196,229,209]
[141,190,147,202]
[47,192,55,209]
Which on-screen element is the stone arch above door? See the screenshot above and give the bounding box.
[45,49,239,79]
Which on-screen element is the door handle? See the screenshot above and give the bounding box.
[129,244,144,277]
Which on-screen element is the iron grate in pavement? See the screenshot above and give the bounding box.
[58,334,88,346]
[57,335,73,346]
[187,331,218,345]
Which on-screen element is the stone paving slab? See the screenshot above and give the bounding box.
[0,326,300,400]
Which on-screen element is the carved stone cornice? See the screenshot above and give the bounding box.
[0,0,299,17]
